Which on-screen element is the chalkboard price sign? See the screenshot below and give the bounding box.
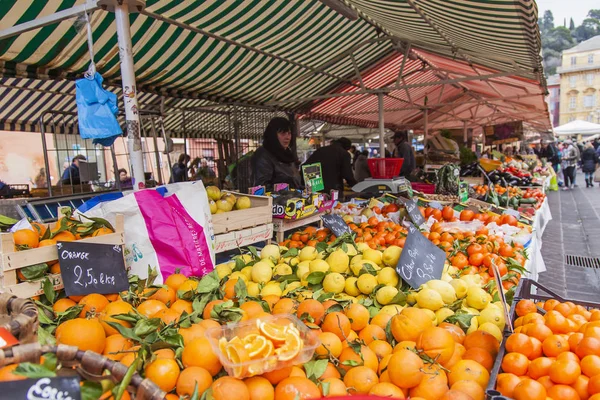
[396,225,446,289]
[402,199,425,227]
[321,214,352,238]
[58,241,129,297]
[0,376,81,400]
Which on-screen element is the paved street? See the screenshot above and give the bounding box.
[538,174,600,303]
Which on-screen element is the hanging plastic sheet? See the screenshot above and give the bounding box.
[76,72,122,146]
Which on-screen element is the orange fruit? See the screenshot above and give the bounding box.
[262,295,280,311]
[344,303,370,332]
[211,376,250,400]
[52,298,77,314]
[548,359,581,385]
[170,299,193,316]
[512,378,547,400]
[241,301,267,320]
[244,376,274,400]
[176,366,213,397]
[272,298,298,315]
[416,326,456,365]
[343,366,379,395]
[31,222,48,238]
[463,330,500,357]
[178,279,199,295]
[52,231,76,242]
[462,347,494,371]
[78,293,109,317]
[438,322,466,344]
[409,364,449,399]
[505,333,534,359]
[338,345,378,373]
[571,375,589,399]
[321,312,351,341]
[547,384,581,400]
[179,323,206,346]
[387,349,424,389]
[100,301,134,336]
[320,377,347,397]
[527,357,553,379]
[319,363,341,381]
[368,382,405,398]
[451,380,484,400]
[103,334,132,361]
[165,273,187,290]
[390,307,433,343]
[137,299,167,318]
[543,334,570,357]
[149,286,176,305]
[181,338,222,376]
[153,348,175,359]
[358,324,386,345]
[501,352,530,376]
[262,366,293,385]
[368,340,393,361]
[13,229,39,248]
[582,355,600,377]
[145,358,180,393]
[274,377,320,400]
[315,332,343,358]
[577,337,600,359]
[0,364,26,381]
[203,299,225,320]
[496,373,521,397]
[56,318,106,354]
[449,360,490,389]
[152,308,180,325]
[371,313,393,330]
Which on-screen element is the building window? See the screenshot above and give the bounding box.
[570,76,577,88]
[571,56,577,65]
[589,54,594,64]
[587,74,595,86]
[584,95,596,108]
[569,96,577,109]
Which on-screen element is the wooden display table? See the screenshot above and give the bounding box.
[272,213,324,243]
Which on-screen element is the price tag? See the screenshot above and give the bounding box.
[321,214,352,238]
[429,201,443,210]
[302,163,325,192]
[402,199,425,227]
[58,241,129,296]
[0,376,81,400]
[459,181,469,203]
[395,225,445,289]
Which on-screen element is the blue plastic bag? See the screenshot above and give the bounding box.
[76,72,122,146]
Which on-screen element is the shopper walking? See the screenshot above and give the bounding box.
[561,140,578,190]
[581,143,599,188]
[251,117,301,190]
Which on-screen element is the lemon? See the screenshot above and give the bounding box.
[350,260,379,276]
[466,315,479,335]
[296,261,310,279]
[362,249,383,266]
[326,250,350,274]
[295,290,313,301]
[323,273,346,294]
[247,282,260,297]
[229,271,249,283]
[478,322,503,342]
[416,288,444,311]
[449,279,469,299]
[424,280,456,304]
[309,259,330,274]
[377,267,399,287]
[260,282,282,297]
[441,272,453,282]
[421,309,438,326]
[215,263,233,279]
[356,243,370,252]
[478,305,506,330]
[460,274,482,287]
[273,263,293,276]
[251,261,273,283]
[435,308,455,325]
[299,247,318,261]
[350,255,364,266]
[466,286,492,310]
[334,293,357,303]
[406,292,417,306]
[241,266,253,281]
[282,281,302,296]
[344,277,361,296]
[376,286,398,305]
[380,304,404,316]
[262,259,275,269]
[357,274,378,294]
[288,257,299,268]
[237,254,253,264]
[343,244,358,256]
[260,244,281,261]
[382,246,402,267]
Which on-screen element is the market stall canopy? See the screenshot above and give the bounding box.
[0,0,549,133]
[554,120,600,137]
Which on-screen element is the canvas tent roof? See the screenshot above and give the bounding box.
[554,120,600,136]
[0,0,550,134]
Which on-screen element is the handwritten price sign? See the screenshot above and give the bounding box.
[58,242,129,296]
[396,225,445,289]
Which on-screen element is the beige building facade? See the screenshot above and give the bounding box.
[557,36,600,125]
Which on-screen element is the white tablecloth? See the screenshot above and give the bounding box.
[524,197,552,280]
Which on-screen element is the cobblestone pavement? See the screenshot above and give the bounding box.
[537,174,600,303]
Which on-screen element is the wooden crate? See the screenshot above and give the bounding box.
[0,215,124,298]
[212,192,272,235]
[214,224,273,253]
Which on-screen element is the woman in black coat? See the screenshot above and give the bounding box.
[581,143,599,187]
[251,117,301,190]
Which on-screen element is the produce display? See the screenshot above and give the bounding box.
[473,185,546,210]
[207,186,252,214]
[495,298,600,400]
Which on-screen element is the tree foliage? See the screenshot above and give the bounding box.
[539,9,600,75]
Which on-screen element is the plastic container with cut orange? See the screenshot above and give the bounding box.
[205,314,319,379]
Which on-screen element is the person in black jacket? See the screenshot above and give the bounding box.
[303,137,357,193]
[581,143,599,188]
[391,130,416,177]
[170,153,190,183]
[251,117,301,190]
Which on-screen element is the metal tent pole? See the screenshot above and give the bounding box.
[113,1,145,190]
[424,108,429,157]
[378,93,385,158]
[39,117,53,196]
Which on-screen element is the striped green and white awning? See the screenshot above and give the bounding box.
[0,0,549,133]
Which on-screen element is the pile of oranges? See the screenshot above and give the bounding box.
[422,205,520,227]
[279,226,336,249]
[348,217,408,250]
[496,299,600,400]
[473,185,522,197]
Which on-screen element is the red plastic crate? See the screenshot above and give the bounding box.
[367,158,404,179]
[411,182,436,194]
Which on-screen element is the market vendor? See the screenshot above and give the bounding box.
[303,137,356,193]
[60,154,86,185]
[251,117,301,190]
[391,130,415,177]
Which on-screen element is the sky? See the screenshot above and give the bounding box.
[536,0,597,27]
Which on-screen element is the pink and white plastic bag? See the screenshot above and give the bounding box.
[78,181,215,283]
